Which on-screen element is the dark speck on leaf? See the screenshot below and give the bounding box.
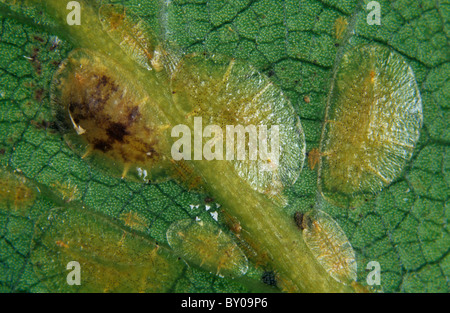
[34,88,45,102]
[262,271,277,286]
[204,196,214,203]
[33,35,45,43]
[294,212,304,230]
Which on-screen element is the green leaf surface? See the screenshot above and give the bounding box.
[0,0,448,292]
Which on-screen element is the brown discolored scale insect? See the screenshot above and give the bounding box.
[51,49,172,182]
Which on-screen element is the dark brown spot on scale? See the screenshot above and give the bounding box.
[127,106,140,124]
[94,140,112,152]
[107,122,129,142]
[99,75,109,86]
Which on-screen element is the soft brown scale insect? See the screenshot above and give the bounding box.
[51,49,171,181]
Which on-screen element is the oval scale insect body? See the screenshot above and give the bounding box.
[169,53,306,196]
[166,218,248,278]
[99,4,160,71]
[297,210,357,285]
[318,44,423,208]
[31,207,183,292]
[334,17,348,41]
[51,49,172,182]
[0,169,37,214]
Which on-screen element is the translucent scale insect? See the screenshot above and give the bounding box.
[295,210,357,285]
[166,218,248,278]
[318,44,423,208]
[31,207,183,292]
[169,53,306,196]
[307,148,321,170]
[334,17,348,41]
[51,49,173,182]
[0,169,37,214]
[99,4,162,71]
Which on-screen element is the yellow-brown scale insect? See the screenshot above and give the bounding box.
[294,210,357,285]
[220,210,272,270]
[307,148,321,170]
[51,180,79,202]
[170,53,306,195]
[120,211,148,232]
[0,169,37,214]
[32,207,183,292]
[318,44,423,208]
[118,211,149,244]
[169,159,204,191]
[99,4,160,71]
[351,281,374,293]
[51,49,172,182]
[166,218,248,278]
[334,16,348,41]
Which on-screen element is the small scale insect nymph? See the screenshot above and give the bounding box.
[294,210,357,285]
[166,218,248,278]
